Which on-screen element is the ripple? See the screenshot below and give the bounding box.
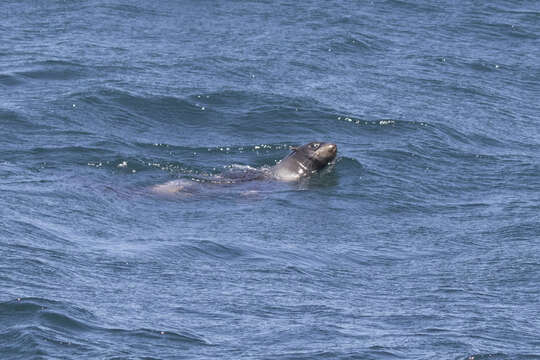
[464,353,540,360]
[0,108,48,130]
[16,60,87,81]
[0,73,24,86]
[0,297,210,358]
[181,240,247,261]
[335,116,430,132]
[468,19,539,40]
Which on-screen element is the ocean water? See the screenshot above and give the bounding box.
[1,0,539,359]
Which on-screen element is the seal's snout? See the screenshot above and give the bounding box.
[321,143,337,159]
[327,143,337,154]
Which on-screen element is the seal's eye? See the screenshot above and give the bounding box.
[311,143,320,149]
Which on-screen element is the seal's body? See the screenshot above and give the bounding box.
[272,142,338,181]
[151,141,337,194]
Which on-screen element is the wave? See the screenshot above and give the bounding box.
[0,297,95,329]
[72,88,204,124]
[0,108,52,131]
[383,0,445,13]
[13,60,88,82]
[335,116,430,131]
[67,87,335,129]
[180,239,247,260]
[467,18,539,40]
[335,112,537,157]
[95,3,165,18]
[463,353,540,360]
[0,297,210,358]
[327,30,388,55]
[0,73,24,87]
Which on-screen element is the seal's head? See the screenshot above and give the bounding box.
[289,142,337,171]
[273,141,338,181]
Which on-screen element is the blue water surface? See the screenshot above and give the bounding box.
[1,1,539,359]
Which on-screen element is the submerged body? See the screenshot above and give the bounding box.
[152,141,337,195]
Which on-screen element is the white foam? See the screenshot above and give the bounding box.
[150,179,194,195]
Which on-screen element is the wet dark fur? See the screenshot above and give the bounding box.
[272,142,337,180]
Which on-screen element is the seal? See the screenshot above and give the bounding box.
[151,141,337,194]
[272,142,338,181]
